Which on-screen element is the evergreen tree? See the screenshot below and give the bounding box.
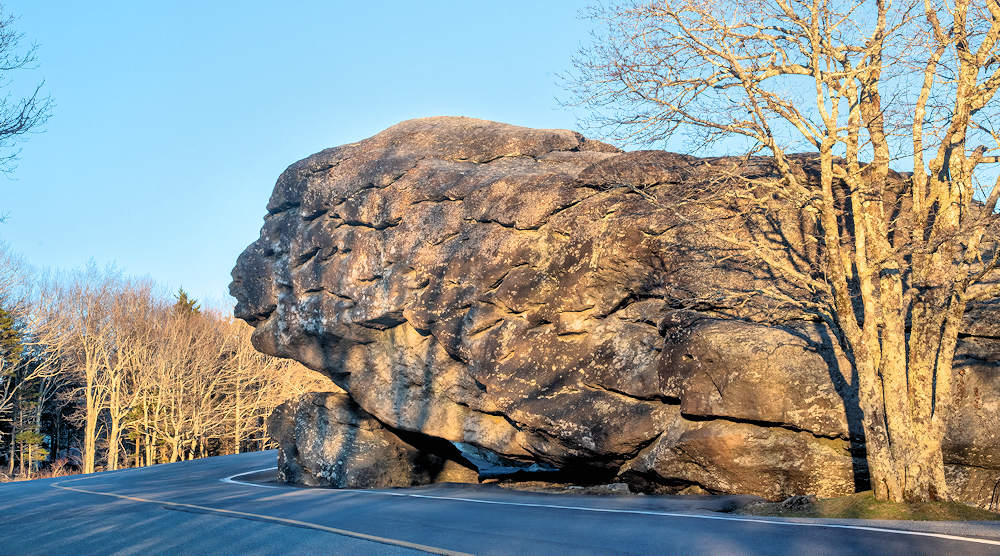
[173,288,201,316]
[15,429,46,477]
[0,306,22,372]
[0,305,25,474]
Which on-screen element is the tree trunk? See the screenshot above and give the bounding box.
[146,431,155,466]
[857,334,952,502]
[52,413,60,462]
[82,353,100,475]
[7,388,17,475]
[33,399,43,468]
[900,298,961,501]
[142,399,153,466]
[107,417,121,471]
[856,362,903,501]
[83,407,98,474]
[234,374,243,455]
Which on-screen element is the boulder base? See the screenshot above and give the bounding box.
[267,392,478,488]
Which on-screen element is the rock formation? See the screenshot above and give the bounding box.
[267,392,477,487]
[232,117,1000,504]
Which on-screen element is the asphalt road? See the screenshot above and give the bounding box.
[2,451,999,555]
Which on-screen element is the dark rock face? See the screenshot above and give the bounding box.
[234,117,1000,503]
[267,392,478,487]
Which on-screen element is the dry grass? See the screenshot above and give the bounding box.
[740,491,1000,521]
[0,459,77,483]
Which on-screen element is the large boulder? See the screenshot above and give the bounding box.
[234,117,1000,503]
[267,391,478,488]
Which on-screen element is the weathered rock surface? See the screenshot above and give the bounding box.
[267,391,478,487]
[234,116,1000,503]
[618,410,860,500]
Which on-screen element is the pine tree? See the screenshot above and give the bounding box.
[173,288,201,316]
[0,306,22,372]
[0,305,24,474]
[15,429,46,477]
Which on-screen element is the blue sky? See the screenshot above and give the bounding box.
[0,1,597,308]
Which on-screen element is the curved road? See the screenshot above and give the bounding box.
[1,451,998,555]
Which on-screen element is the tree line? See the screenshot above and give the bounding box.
[0,245,329,479]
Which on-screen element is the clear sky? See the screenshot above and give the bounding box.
[0,1,597,309]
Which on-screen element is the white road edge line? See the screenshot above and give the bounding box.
[52,474,468,556]
[337,489,1000,547]
[223,467,1000,547]
[221,467,281,488]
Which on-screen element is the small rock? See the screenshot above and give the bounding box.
[778,495,818,512]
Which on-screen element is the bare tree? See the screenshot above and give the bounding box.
[222,318,333,454]
[0,247,63,474]
[134,305,231,463]
[40,270,121,474]
[3,256,333,475]
[0,243,29,417]
[569,0,1000,501]
[0,7,50,176]
[102,283,159,471]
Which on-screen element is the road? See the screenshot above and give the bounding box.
[1,450,999,555]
